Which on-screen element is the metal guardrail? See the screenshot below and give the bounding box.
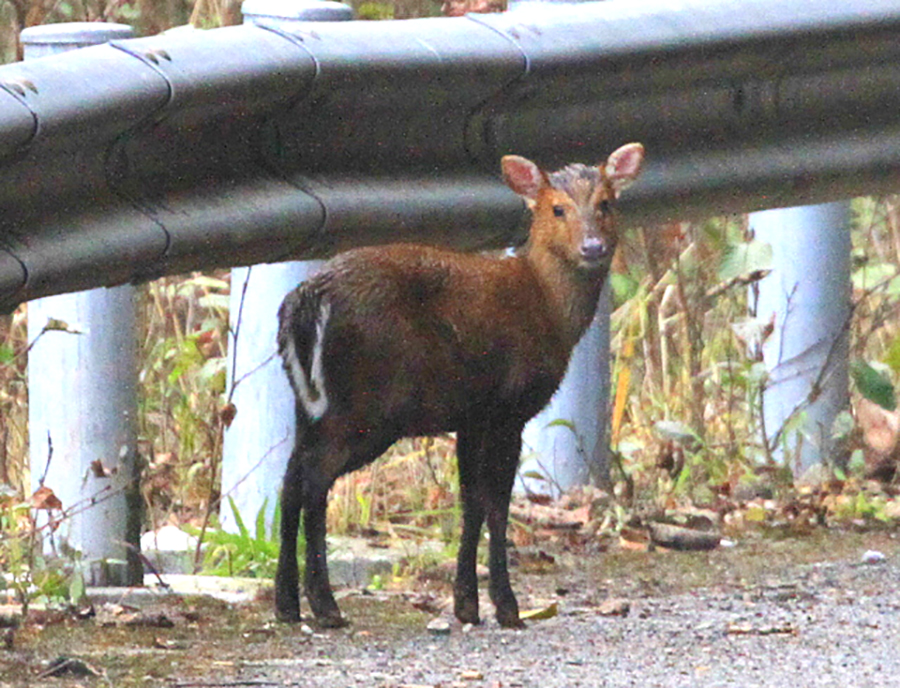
[2,0,900,309]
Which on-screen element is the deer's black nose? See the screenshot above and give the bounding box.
[579,237,608,263]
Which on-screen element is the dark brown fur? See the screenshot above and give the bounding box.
[275,145,643,628]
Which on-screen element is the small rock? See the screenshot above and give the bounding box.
[861,550,886,565]
[300,623,314,635]
[427,618,452,635]
[597,598,630,617]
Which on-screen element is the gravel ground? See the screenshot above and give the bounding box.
[237,552,900,688]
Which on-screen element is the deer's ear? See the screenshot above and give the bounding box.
[603,143,644,197]
[502,155,548,207]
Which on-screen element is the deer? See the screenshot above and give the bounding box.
[275,142,644,629]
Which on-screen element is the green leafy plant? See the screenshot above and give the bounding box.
[0,495,80,614]
[851,360,896,410]
[188,496,302,579]
[831,489,890,523]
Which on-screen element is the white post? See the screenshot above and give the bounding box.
[512,0,612,497]
[221,263,322,528]
[220,0,351,530]
[24,18,140,590]
[750,202,851,479]
[519,290,610,496]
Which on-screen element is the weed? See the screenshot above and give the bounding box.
[0,490,83,614]
[0,306,28,494]
[139,275,229,530]
[186,496,302,578]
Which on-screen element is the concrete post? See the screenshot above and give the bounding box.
[221,263,322,529]
[512,0,611,497]
[519,291,611,496]
[219,0,351,530]
[750,202,851,479]
[24,24,141,587]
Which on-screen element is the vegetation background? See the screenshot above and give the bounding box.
[1,0,900,604]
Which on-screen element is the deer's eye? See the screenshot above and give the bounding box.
[553,205,565,218]
[598,200,611,215]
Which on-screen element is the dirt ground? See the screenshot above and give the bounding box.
[2,528,900,687]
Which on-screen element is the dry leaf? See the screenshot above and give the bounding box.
[619,525,649,551]
[43,318,84,335]
[726,621,797,636]
[31,485,62,511]
[90,458,115,478]
[520,602,558,621]
[857,397,900,467]
[220,402,237,428]
[526,493,553,505]
[619,536,649,552]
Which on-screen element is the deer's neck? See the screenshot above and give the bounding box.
[522,244,607,350]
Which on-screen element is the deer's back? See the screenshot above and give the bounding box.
[279,244,571,436]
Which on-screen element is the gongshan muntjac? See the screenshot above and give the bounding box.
[275,143,644,628]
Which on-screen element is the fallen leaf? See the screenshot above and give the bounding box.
[726,621,797,636]
[619,536,649,552]
[520,602,558,621]
[619,525,650,551]
[460,670,484,680]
